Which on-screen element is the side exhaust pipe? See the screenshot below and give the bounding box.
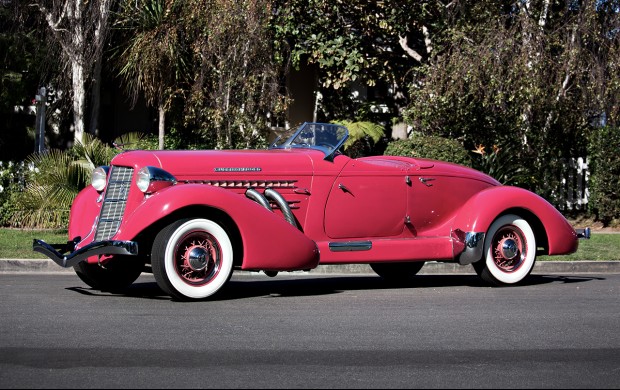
[245,188,272,211]
[246,187,299,229]
[264,188,298,228]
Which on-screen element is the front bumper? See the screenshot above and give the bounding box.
[33,239,138,268]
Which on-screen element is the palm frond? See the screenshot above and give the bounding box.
[332,120,385,150]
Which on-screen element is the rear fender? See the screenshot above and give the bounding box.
[117,184,319,271]
[452,186,578,256]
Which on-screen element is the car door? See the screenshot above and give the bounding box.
[324,159,408,239]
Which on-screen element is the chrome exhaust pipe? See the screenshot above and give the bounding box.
[264,188,298,228]
[245,188,272,211]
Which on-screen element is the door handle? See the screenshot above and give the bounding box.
[419,177,435,187]
[338,183,354,195]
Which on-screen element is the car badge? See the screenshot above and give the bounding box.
[214,167,262,172]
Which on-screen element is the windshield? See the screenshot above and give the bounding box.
[269,122,349,161]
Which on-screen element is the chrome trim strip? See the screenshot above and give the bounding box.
[458,232,486,265]
[33,239,138,268]
[183,179,298,189]
[329,241,373,252]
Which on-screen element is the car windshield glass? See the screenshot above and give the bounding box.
[269,122,349,160]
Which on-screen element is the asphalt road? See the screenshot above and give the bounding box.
[0,272,619,389]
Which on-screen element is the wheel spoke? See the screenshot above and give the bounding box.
[492,226,527,272]
[174,231,221,285]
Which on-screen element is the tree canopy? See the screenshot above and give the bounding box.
[3,1,619,185]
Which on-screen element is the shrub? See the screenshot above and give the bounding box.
[471,144,527,186]
[384,134,472,167]
[588,126,620,225]
[3,132,154,229]
[0,161,28,227]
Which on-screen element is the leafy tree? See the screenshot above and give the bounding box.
[273,0,443,90]
[0,4,49,160]
[28,0,116,145]
[183,0,286,149]
[113,0,189,150]
[112,0,286,150]
[272,0,441,128]
[404,0,620,200]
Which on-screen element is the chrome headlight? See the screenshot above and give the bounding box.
[91,166,109,192]
[136,166,177,194]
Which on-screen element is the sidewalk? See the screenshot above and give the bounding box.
[1,258,619,274]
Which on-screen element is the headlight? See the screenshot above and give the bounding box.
[136,166,177,194]
[91,166,109,192]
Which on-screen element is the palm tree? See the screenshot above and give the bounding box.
[113,0,189,150]
[12,133,150,228]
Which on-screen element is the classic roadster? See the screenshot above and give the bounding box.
[34,122,589,300]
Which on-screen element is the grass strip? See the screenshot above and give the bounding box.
[539,232,620,261]
[0,229,69,259]
[0,229,618,261]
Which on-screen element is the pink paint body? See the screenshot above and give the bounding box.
[67,145,579,271]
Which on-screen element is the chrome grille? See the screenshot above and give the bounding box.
[95,166,134,241]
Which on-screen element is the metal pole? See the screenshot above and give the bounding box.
[34,87,46,153]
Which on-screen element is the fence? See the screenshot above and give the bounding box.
[555,157,589,211]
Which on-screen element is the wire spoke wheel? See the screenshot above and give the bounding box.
[174,231,222,286]
[474,214,537,286]
[152,218,233,300]
[491,226,527,273]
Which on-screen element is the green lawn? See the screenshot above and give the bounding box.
[0,229,69,259]
[0,228,618,261]
[538,233,620,261]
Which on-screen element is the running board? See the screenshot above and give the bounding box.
[319,237,456,264]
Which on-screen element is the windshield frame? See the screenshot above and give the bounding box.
[269,122,349,162]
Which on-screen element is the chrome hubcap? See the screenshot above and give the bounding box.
[492,226,526,272]
[187,246,210,271]
[501,238,519,260]
[175,231,221,285]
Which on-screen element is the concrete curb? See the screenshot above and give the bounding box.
[1,259,619,274]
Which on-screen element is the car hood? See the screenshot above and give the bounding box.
[110,148,316,180]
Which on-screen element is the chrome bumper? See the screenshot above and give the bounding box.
[33,239,138,268]
[457,232,486,265]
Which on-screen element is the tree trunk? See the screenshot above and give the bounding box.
[158,104,166,150]
[89,58,102,136]
[31,0,113,146]
[71,60,86,145]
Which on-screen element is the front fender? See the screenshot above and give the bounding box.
[452,186,578,255]
[116,184,319,271]
[68,186,101,242]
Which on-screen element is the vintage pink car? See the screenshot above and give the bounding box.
[34,123,589,300]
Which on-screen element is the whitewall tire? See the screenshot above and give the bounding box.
[152,218,234,300]
[473,214,537,286]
